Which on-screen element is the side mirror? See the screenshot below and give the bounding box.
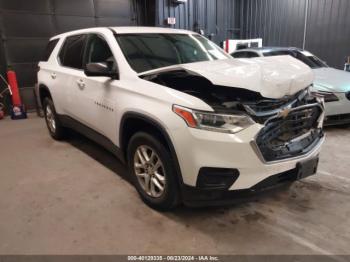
[84,62,119,79]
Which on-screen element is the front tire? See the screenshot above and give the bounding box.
[127,132,180,210]
[43,97,66,140]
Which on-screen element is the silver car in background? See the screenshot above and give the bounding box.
[232,47,350,126]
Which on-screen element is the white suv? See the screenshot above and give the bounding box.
[37,27,325,210]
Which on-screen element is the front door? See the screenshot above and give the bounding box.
[73,33,119,140]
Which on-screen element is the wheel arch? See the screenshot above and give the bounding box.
[119,112,184,185]
[38,84,52,106]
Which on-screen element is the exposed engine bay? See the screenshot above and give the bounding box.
[141,70,319,122]
[142,70,263,115]
[142,70,325,162]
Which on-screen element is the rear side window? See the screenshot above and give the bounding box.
[263,51,293,57]
[232,52,248,58]
[59,34,87,69]
[42,39,59,61]
[232,52,259,58]
[246,52,259,58]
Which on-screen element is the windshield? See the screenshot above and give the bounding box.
[263,50,327,69]
[116,33,231,73]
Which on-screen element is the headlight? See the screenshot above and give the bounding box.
[312,91,339,102]
[173,105,255,133]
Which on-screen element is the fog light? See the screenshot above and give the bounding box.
[196,167,240,190]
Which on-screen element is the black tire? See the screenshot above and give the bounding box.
[43,97,66,140]
[127,132,180,210]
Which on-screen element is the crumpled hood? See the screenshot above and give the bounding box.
[140,56,314,99]
[313,68,350,93]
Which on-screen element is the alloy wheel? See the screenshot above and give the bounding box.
[45,105,56,133]
[134,145,166,198]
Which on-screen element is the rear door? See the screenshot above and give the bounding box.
[56,34,88,119]
[37,38,60,108]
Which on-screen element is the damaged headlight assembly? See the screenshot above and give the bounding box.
[173,105,255,134]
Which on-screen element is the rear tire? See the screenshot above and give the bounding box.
[43,97,66,140]
[127,132,180,210]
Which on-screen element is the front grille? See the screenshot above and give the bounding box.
[246,99,291,113]
[255,104,323,162]
[243,89,309,124]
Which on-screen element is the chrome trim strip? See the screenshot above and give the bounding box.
[243,89,309,118]
[243,99,297,117]
[290,130,313,143]
[263,103,322,125]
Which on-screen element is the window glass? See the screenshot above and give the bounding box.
[232,52,259,58]
[116,33,230,73]
[85,34,114,64]
[232,52,247,58]
[294,51,327,68]
[59,34,86,69]
[263,50,293,57]
[246,52,259,58]
[263,50,327,69]
[42,39,59,61]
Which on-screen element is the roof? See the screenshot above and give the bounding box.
[111,26,195,34]
[237,46,304,53]
[51,26,196,40]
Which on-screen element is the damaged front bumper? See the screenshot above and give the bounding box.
[181,154,321,207]
[172,90,325,207]
[176,129,324,207]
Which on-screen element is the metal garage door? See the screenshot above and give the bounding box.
[0,0,134,109]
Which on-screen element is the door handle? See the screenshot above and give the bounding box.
[51,73,57,79]
[76,79,85,89]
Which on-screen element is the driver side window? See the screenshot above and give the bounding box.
[84,34,116,67]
